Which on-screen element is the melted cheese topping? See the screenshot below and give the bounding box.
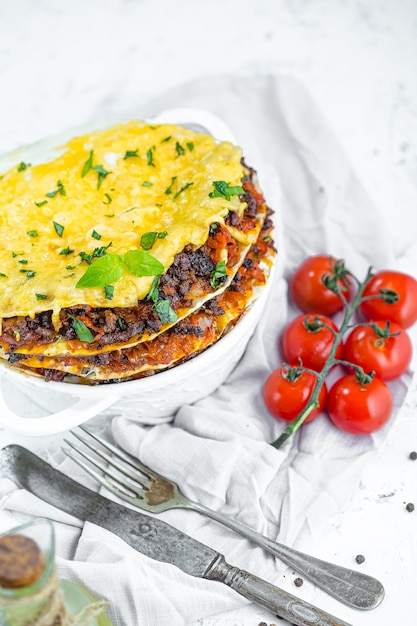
[0,121,245,320]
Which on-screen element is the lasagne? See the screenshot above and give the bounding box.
[0,121,275,383]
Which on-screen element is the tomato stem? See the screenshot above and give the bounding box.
[270,265,374,449]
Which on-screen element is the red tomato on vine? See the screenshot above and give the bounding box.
[263,364,327,423]
[282,313,344,372]
[327,373,393,434]
[360,270,417,329]
[343,320,412,381]
[290,255,352,315]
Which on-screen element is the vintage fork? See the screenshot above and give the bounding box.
[63,426,384,611]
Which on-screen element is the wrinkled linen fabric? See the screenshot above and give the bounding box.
[1,74,416,626]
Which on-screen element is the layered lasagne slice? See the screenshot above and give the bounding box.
[0,121,275,383]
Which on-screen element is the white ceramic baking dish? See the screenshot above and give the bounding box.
[0,108,283,436]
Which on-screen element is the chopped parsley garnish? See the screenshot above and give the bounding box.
[165,176,177,195]
[27,230,38,237]
[79,242,112,264]
[35,293,48,300]
[92,164,111,189]
[26,270,36,278]
[210,260,227,289]
[35,200,48,207]
[209,181,244,201]
[0,272,7,278]
[71,317,95,343]
[104,285,114,300]
[175,142,185,156]
[154,299,178,324]
[46,180,66,198]
[186,142,194,152]
[123,149,139,159]
[173,182,194,199]
[81,150,94,177]
[117,317,127,330]
[53,221,64,237]
[125,206,138,213]
[140,231,168,251]
[18,259,28,264]
[262,235,271,242]
[105,214,114,218]
[59,246,74,255]
[12,252,23,258]
[146,275,160,303]
[92,230,102,240]
[20,269,28,273]
[103,193,112,204]
[17,162,30,172]
[66,265,75,270]
[146,148,155,167]
[142,181,153,187]
[161,135,171,143]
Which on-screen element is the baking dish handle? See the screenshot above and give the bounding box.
[150,108,237,143]
[0,376,119,437]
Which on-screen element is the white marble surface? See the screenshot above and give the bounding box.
[0,1,417,624]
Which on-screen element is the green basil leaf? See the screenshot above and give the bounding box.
[76,253,125,288]
[72,317,95,343]
[123,250,164,277]
[154,299,178,324]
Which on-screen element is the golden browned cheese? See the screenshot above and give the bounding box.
[0,122,246,322]
[0,534,45,589]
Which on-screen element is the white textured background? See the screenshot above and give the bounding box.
[0,1,416,624]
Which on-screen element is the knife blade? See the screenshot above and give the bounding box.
[0,445,354,626]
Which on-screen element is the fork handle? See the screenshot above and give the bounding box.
[208,555,354,626]
[185,499,384,610]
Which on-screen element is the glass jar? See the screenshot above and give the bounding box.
[0,518,112,626]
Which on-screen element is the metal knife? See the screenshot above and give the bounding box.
[0,445,354,626]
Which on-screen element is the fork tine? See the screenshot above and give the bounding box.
[62,444,143,503]
[76,426,162,480]
[68,431,152,490]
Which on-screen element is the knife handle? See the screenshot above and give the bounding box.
[208,556,353,626]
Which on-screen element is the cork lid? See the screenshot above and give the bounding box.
[0,534,45,589]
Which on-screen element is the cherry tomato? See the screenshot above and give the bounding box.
[360,270,417,329]
[282,313,344,371]
[327,374,393,434]
[343,320,412,381]
[290,255,352,315]
[263,364,327,423]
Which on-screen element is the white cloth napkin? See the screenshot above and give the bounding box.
[1,73,416,626]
